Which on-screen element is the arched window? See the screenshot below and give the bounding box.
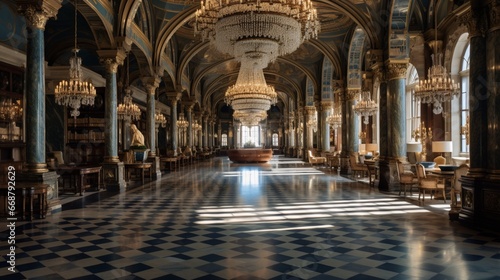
[406,64,420,142]
[272,133,279,147]
[459,43,470,153]
[221,133,228,147]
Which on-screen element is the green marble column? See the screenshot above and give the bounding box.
[321,102,332,152]
[146,90,156,157]
[101,60,120,163]
[386,62,408,160]
[346,89,359,154]
[187,107,193,147]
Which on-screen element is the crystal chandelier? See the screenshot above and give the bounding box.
[177,112,189,130]
[195,0,320,66]
[54,0,96,118]
[155,112,166,128]
[327,108,341,129]
[117,55,141,121]
[117,88,141,121]
[353,90,378,124]
[307,116,317,132]
[233,109,267,126]
[0,99,23,121]
[413,0,459,115]
[192,120,202,131]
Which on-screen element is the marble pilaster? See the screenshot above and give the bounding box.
[304,106,315,149]
[143,79,159,157]
[321,101,333,152]
[166,92,181,155]
[186,105,194,147]
[346,89,359,154]
[203,115,208,148]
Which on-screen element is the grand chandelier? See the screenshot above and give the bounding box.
[195,0,320,66]
[327,108,341,129]
[0,99,23,121]
[353,90,378,124]
[233,109,267,127]
[413,0,459,115]
[54,0,96,118]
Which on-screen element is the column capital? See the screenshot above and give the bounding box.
[320,101,334,111]
[17,0,62,30]
[304,106,316,115]
[166,92,182,103]
[346,88,360,101]
[487,1,500,31]
[385,60,409,81]
[142,76,161,94]
[98,49,127,73]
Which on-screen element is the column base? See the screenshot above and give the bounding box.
[459,174,500,231]
[23,163,49,173]
[377,158,399,192]
[102,162,126,192]
[104,156,120,163]
[18,170,61,214]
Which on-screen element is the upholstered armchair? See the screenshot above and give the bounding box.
[415,163,446,203]
[396,161,418,197]
[349,154,368,178]
[308,150,326,165]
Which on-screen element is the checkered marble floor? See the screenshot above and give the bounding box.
[1,156,500,279]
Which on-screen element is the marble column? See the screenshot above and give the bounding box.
[346,89,359,154]
[167,92,181,155]
[321,101,333,152]
[186,105,193,147]
[485,2,500,177]
[386,62,408,160]
[203,115,208,148]
[304,106,315,149]
[18,1,61,212]
[97,50,127,190]
[144,81,159,157]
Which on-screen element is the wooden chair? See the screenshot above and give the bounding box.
[416,163,446,203]
[433,155,446,166]
[396,161,418,197]
[308,150,326,165]
[349,154,368,178]
[450,164,469,209]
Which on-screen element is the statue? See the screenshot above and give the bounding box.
[130,124,145,147]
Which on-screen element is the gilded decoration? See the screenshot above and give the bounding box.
[100,58,120,73]
[463,188,473,209]
[346,89,360,101]
[18,5,51,30]
[386,62,408,80]
[320,101,334,111]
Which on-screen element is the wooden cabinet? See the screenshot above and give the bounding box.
[0,62,24,162]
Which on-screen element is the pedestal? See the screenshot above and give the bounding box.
[102,162,126,192]
[148,156,161,180]
[459,175,500,231]
[377,158,399,192]
[18,171,60,214]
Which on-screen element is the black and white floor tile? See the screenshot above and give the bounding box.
[1,156,499,279]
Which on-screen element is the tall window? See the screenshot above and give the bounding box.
[221,133,228,147]
[272,133,279,147]
[406,64,421,142]
[460,43,470,153]
[241,126,260,147]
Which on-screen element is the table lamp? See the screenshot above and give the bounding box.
[432,141,453,164]
[406,142,422,163]
[366,143,378,157]
[359,144,366,155]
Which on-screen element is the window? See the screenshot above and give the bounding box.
[241,126,260,147]
[406,64,421,142]
[460,43,470,153]
[221,133,228,147]
[272,133,278,147]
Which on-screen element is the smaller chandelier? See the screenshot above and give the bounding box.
[54,0,96,118]
[327,109,341,129]
[353,90,378,124]
[117,89,141,121]
[233,110,267,127]
[155,112,166,128]
[192,120,202,131]
[0,99,23,121]
[177,113,189,129]
[307,116,318,133]
[413,53,459,114]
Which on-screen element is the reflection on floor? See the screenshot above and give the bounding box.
[1,156,499,279]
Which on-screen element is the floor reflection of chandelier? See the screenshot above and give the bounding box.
[55,0,96,118]
[353,90,378,124]
[117,89,141,121]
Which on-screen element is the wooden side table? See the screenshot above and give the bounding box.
[0,182,48,220]
[125,162,153,185]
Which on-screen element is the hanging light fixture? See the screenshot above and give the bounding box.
[192,120,202,131]
[177,112,189,130]
[155,112,167,128]
[117,55,141,121]
[353,90,378,124]
[413,0,459,114]
[54,0,96,118]
[327,107,342,129]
